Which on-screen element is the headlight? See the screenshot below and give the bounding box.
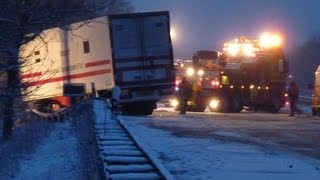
[227,43,240,56]
[242,43,255,57]
[170,99,179,107]
[209,99,219,109]
[259,32,282,48]
[197,69,204,76]
[186,67,195,76]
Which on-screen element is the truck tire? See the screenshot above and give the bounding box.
[143,105,154,115]
[121,102,155,115]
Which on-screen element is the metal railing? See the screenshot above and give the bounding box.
[299,96,312,104]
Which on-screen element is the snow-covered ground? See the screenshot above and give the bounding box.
[1,100,319,179]
[0,102,103,179]
[13,122,82,179]
[120,114,320,179]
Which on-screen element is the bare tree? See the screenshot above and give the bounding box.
[0,0,133,139]
[288,32,320,88]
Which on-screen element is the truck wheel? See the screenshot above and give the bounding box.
[143,106,154,115]
[138,102,156,115]
[121,102,155,115]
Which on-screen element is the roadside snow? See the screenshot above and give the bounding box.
[13,121,81,180]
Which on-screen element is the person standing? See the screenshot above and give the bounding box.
[177,77,192,114]
[288,81,302,116]
[112,85,121,114]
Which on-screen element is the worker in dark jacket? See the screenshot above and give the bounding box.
[288,81,302,116]
[176,77,192,114]
[112,85,121,114]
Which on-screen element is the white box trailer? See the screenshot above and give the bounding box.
[20,11,175,115]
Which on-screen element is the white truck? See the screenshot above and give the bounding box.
[20,11,175,115]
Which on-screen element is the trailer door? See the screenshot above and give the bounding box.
[109,17,144,86]
[109,12,174,88]
[141,14,173,82]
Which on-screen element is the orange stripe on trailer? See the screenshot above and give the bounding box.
[29,69,111,86]
[85,59,111,68]
[21,72,42,79]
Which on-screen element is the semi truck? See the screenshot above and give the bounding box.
[19,11,175,115]
[172,33,289,113]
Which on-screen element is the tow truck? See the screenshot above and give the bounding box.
[172,33,289,113]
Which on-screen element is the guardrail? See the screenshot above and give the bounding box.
[299,96,311,104]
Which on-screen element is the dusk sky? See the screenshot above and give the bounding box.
[132,0,320,58]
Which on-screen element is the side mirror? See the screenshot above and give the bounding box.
[308,83,314,90]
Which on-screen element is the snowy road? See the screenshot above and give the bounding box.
[151,108,320,160]
[120,106,320,179]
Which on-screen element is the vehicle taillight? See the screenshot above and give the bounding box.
[176,79,181,86]
[211,80,220,87]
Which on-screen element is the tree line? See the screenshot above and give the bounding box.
[288,32,320,89]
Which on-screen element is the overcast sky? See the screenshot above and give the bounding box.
[132,0,320,58]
